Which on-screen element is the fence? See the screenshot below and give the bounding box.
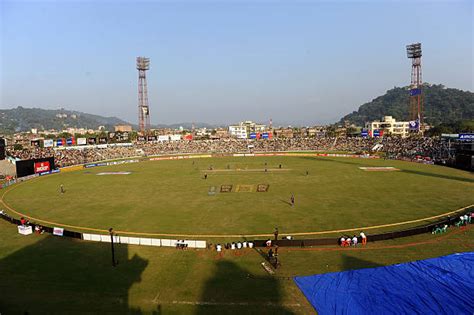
[0,212,206,249]
[251,213,471,247]
[2,208,471,248]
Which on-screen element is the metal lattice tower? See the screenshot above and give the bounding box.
[406,43,423,131]
[137,57,151,134]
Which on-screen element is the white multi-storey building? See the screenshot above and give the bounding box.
[228,121,266,139]
[365,116,410,138]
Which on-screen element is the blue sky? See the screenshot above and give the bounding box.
[1,0,472,126]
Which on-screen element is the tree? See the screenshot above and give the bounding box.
[13,143,23,150]
[425,119,474,137]
[340,84,474,127]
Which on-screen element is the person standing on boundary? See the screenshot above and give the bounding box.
[352,235,358,247]
[290,194,295,207]
[360,231,367,246]
[274,227,279,241]
[266,239,272,248]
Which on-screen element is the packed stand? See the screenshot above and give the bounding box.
[6,136,447,168]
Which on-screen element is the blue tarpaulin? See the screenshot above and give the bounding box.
[294,252,474,315]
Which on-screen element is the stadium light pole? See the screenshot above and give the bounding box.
[137,57,151,135]
[406,42,423,131]
[109,227,116,267]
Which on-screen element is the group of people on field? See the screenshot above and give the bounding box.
[215,241,254,254]
[340,232,367,247]
[19,216,44,234]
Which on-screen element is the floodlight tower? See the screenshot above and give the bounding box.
[137,57,151,134]
[406,43,423,131]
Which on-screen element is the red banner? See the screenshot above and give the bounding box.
[34,161,50,173]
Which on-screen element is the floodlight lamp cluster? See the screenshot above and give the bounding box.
[406,43,422,59]
[136,57,150,70]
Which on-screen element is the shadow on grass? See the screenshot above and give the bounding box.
[0,235,151,314]
[342,254,385,271]
[195,260,295,315]
[280,199,293,206]
[400,169,474,183]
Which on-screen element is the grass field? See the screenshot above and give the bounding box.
[2,156,473,238]
[1,155,473,314]
[1,217,473,314]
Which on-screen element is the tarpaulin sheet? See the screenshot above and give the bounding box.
[294,252,474,315]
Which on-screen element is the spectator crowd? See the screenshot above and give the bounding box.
[6,137,447,168]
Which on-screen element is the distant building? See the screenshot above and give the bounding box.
[334,126,347,137]
[229,124,247,139]
[273,127,294,138]
[365,116,410,138]
[313,126,328,137]
[195,128,210,137]
[114,125,133,132]
[63,127,88,135]
[229,121,266,139]
[299,127,321,138]
[214,128,230,139]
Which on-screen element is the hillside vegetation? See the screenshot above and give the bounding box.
[0,107,130,133]
[340,84,474,126]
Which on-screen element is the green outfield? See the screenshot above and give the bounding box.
[1,155,473,314]
[1,215,473,314]
[3,156,473,237]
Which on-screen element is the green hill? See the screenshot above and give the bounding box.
[340,84,474,126]
[0,106,131,133]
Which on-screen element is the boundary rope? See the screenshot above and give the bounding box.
[1,154,472,238]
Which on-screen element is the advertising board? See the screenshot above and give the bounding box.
[34,161,50,173]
